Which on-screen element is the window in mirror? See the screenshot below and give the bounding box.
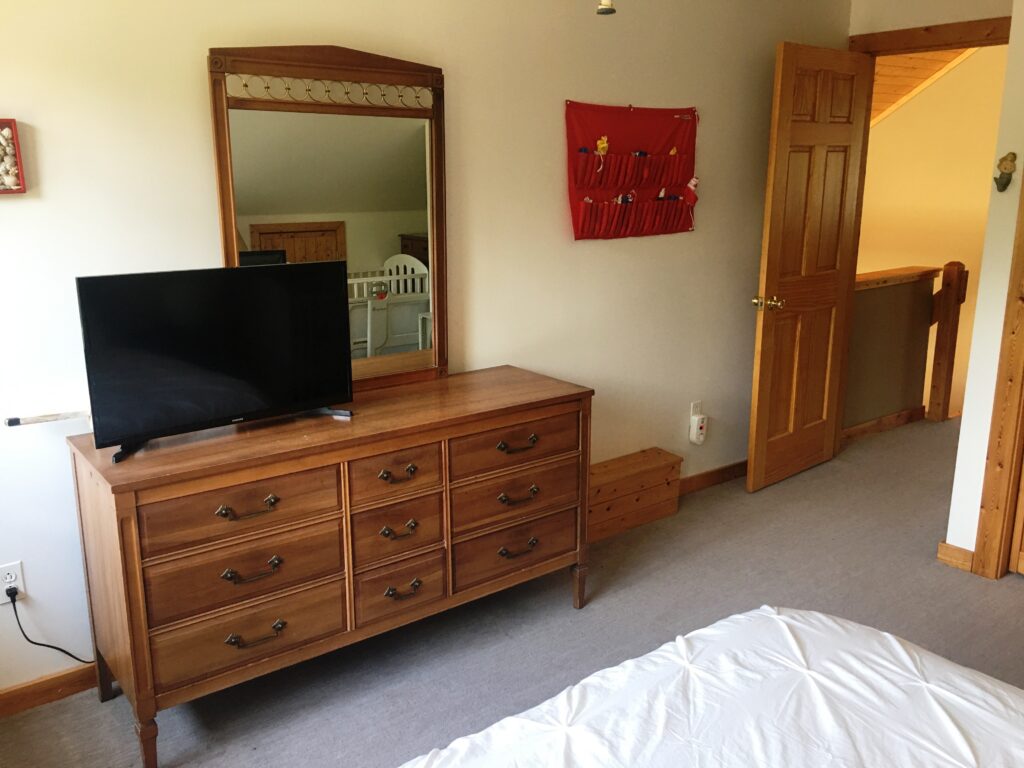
[229,109,432,359]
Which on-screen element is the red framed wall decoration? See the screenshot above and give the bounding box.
[0,119,26,195]
[566,100,697,240]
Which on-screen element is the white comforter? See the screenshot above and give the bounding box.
[401,606,1024,767]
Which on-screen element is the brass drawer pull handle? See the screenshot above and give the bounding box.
[224,618,287,649]
[380,519,419,540]
[220,555,284,585]
[215,494,280,521]
[498,537,539,559]
[378,464,418,484]
[384,578,423,600]
[497,484,540,506]
[496,434,539,454]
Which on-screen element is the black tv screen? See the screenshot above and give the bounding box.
[77,262,352,451]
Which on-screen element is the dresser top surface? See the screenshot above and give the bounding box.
[68,366,592,493]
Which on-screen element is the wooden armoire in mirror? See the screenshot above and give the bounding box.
[208,45,448,390]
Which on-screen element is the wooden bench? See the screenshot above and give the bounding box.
[588,448,682,542]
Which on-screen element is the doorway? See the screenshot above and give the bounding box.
[745,18,1012,517]
[855,45,1008,424]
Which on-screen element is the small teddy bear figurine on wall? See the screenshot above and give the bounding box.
[995,151,1017,192]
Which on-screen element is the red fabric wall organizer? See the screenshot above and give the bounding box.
[566,100,698,241]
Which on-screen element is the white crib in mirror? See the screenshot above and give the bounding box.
[349,255,431,357]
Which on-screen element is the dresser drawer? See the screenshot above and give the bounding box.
[351,493,443,570]
[143,521,344,628]
[139,466,340,558]
[354,550,446,627]
[449,413,579,480]
[453,509,577,592]
[451,457,580,535]
[150,579,346,692]
[349,443,442,507]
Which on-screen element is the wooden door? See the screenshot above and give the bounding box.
[249,221,347,264]
[747,43,874,492]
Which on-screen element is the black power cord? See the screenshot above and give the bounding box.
[5,586,93,665]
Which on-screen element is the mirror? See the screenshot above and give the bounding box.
[230,110,432,361]
[208,46,447,389]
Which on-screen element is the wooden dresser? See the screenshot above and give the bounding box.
[68,366,592,767]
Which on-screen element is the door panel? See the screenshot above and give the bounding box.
[799,307,834,428]
[828,74,855,122]
[792,70,819,119]
[747,43,873,491]
[780,149,812,278]
[817,149,848,271]
[767,315,798,440]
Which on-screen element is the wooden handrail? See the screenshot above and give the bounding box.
[855,266,941,291]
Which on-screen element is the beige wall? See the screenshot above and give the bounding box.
[857,46,1008,416]
[0,0,852,687]
[850,0,1012,35]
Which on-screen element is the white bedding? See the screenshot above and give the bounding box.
[401,606,1024,767]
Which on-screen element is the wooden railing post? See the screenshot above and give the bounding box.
[927,261,968,421]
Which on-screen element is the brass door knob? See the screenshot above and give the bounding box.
[752,295,786,311]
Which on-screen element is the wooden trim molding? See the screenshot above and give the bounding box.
[0,665,96,718]
[937,541,974,572]
[850,17,1011,55]
[841,406,926,444]
[1012,464,1024,574]
[678,461,747,496]
[974,180,1024,579]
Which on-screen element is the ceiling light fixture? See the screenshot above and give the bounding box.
[597,0,616,15]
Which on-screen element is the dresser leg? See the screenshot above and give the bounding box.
[95,650,116,702]
[572,564,588,609]
[135,718,158,768]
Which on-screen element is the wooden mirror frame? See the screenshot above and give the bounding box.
[208,45,448,391]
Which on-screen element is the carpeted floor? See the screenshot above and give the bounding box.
[3,418,1023,767]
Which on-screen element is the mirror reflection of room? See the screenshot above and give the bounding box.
[229,109,432,359]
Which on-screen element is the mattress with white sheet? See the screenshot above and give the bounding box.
[400,606,1024,767]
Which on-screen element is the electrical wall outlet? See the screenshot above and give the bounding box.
[1,560,25,604]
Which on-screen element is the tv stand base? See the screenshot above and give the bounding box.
[316,407,352,420]
[111,441,145,464]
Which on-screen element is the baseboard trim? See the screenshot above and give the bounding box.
[678,460,747,496]
[841,406,926,444]
[936,541,974,572]
[0,664,95,718]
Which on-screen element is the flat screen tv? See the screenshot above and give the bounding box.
[77,262,352,460]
